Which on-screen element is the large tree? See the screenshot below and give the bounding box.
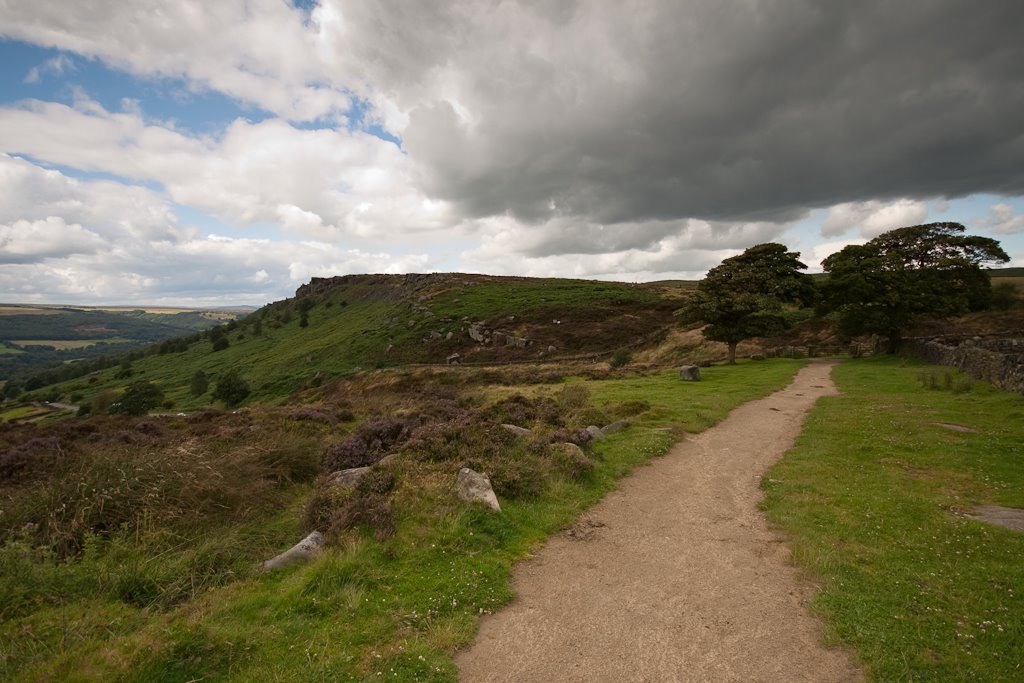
[682,243,815,364]
[820,222,1008,349]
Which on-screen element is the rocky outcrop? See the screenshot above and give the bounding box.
[678,365,701,381]
[327,466,371,488]
[262,531,324,570]
[469,323,487,343]
[456,467,501,512]
[585,425,606,441]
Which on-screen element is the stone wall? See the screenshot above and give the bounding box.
[902,337,1024,395]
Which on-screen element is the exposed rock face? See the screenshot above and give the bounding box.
[456,467,501,512]
[585,425,606,440]
[262,531,324,571]
[327,466,371,488]
[469,323,487,342]
[679,365,702,381]
[602,419,630,434]
[501,424,531,437]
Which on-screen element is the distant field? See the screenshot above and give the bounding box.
[990,275,1024,290]
[12,339,134,350]
[0,346,25,355]
[0,306,60,316]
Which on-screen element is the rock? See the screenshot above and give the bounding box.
[492,332,507,346]
[327,466,371,488]
[547,345,557,353]
[456,467,501,512]
[385,344,394,354]
[585,425,606,440]
[445,331,453,341]
[602,419,630,433]
[446,352,461,365]
[501,423,531,436]
[262,531,324,571]
[678,365,702,381]
[506,336,529,348]
[553,441,587,458]
[377,453,400,467]
[469,323,486,343]
[428,331,443,340]
[750,354,765,361]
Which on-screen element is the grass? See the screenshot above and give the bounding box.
[0,346,25,355]
[1,359,804,681]
[13,339,134,350]
[36,274,679,412]
[763,356,1024,681]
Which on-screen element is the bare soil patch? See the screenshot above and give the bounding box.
[457,361,862,682]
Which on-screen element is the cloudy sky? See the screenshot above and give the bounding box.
[1,0,1023,306]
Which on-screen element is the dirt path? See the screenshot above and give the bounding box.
[457,361,862,682]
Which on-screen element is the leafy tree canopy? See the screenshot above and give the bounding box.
[682,243,814,363]
[109,380,164,416]
[212,369,250,408]
[820,222,1008,346]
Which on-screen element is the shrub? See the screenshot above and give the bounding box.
[322,418,412,471]
[109,381,164,417]
[549,443,595,480]
[190,370,209,397]
[0,437,65,481]
[486,394,562,427]
[609,349,632,368]
[484,453,549,499]
[212,337,230,352]
[990,282,1018,311]
[212,370,250,407]
[290,408,333,424]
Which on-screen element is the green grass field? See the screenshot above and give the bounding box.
[0,360,804,682]
[763,356,1024,681]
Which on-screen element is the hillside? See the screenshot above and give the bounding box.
[20,274,683,411]
[0,304,247,382]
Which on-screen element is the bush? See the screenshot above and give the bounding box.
[0,437,65,481]
[486,394,562,427]
[109,381,164,416]
[212,337,230,352]
[322,418,412,471]
[990,282,1018,311]
[190,370,209,397]
[212,370,250,407]
[609,349,632,368]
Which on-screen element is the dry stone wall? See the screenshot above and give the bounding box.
[903,337,1024,394]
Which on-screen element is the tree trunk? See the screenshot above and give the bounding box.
[727,341,737,364]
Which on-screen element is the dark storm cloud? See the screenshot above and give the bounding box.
[401,0,1024,236]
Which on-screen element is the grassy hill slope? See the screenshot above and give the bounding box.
[39,274,683,411]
